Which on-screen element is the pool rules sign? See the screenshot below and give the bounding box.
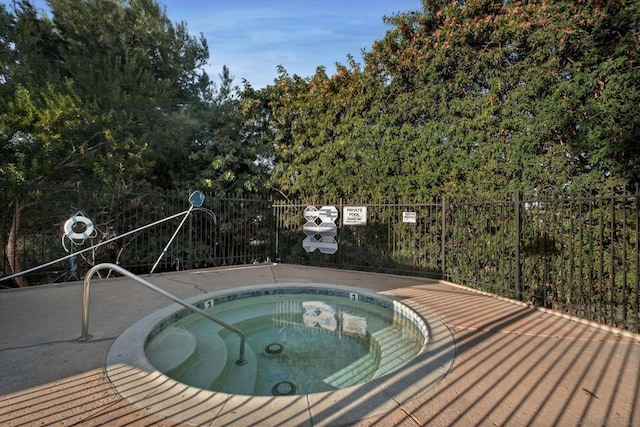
[303,206,338,254]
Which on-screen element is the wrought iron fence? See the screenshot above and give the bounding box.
[274,190,639,334]
[0,185,271,286]
[1,185,638,333]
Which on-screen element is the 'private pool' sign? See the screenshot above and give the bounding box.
[343,206,367,225]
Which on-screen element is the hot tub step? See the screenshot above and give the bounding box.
[211,335,257,395]
[172,318,229,390]
[371,326,419,378]
[322,351,379,388]
[145,326,197,378]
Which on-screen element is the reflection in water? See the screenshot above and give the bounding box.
[272,300,367,336]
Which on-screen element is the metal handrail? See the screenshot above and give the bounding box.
[79,263,247,366]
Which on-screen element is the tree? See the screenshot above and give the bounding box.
[187,65,272,195]
[246,60,390,202]
[0,0,211,285]
[364,0,639,197]
[248,0,639,202]
[48,0,211,187]
[1,0,211,188]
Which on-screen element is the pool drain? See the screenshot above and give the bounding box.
[272,381,297,396]
[265,342,284,354]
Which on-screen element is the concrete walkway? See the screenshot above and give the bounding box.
[0,264,638,426]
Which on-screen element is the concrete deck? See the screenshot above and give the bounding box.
[0,264,638,426]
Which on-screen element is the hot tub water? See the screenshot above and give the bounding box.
[145,289,427,396]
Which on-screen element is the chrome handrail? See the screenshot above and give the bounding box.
[79,263,247,366]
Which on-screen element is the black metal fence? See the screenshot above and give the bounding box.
[0,185,272,286]
[274,190,639,334]
[1,185,638,333]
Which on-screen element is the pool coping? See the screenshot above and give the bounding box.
[105,282,455,426]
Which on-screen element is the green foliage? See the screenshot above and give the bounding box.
[1,0,211,189]
[0,0,276,287]
[244,0,639,202]
[1,81,86,183]
[188,66,272,196]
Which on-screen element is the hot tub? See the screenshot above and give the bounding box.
[143,285,428,396]
[105,282,455,425]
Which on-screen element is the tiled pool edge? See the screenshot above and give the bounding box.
[105,283,455,426]
[145,283,429,345]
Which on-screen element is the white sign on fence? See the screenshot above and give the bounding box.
[303,205,339,253]
[318,205,339,223]
[343,206,367,225]
[403,212,417,223]
[303,206,320,222]
[303,236,338,254]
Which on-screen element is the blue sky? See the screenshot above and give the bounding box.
[4,0,422,88]
[160,0,422,88]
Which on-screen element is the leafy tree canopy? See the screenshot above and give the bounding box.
[244,0,639,201]
[187,66,272,196]
[1,0,212,189]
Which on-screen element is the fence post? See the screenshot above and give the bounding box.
[338,198,343,267]
[441,196,446,280]
[76,181,83,211]
[635,184,639,334]
[272,199,279,262]
[514,190,522,300]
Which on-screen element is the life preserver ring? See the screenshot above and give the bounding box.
[64,215,94,240]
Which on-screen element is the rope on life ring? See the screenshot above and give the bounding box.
[64,214,95,241]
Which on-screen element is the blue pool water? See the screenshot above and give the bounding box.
[145,287,428,396]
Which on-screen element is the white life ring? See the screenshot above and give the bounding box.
[64,215,94,240]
